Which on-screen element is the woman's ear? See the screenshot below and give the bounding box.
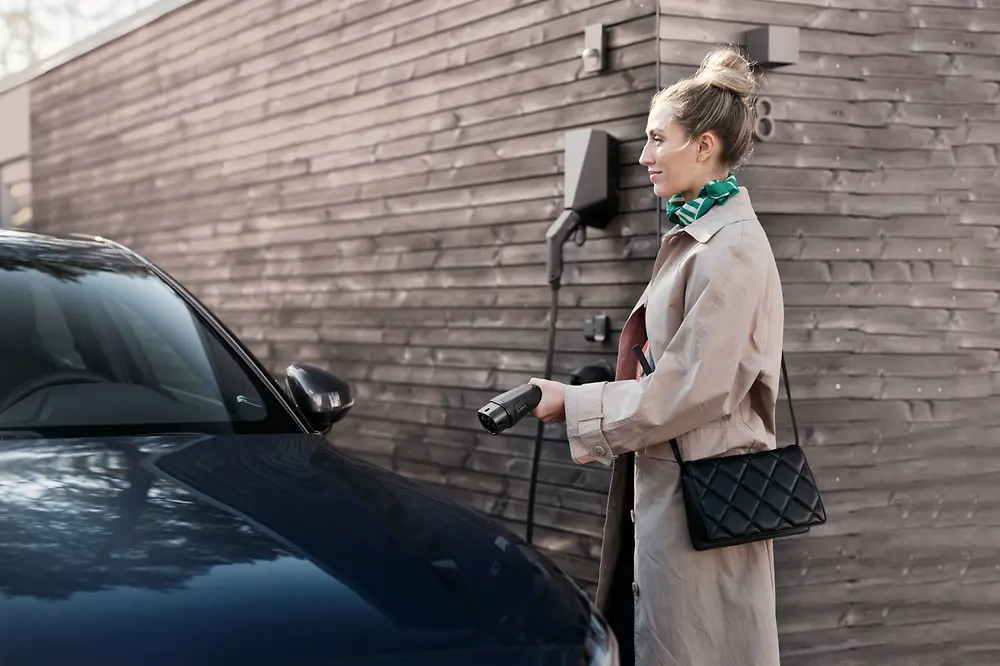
[695,131,720,164]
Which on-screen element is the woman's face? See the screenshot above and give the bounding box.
[639,103,722,201]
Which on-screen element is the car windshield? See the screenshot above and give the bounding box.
[0,236,301,438]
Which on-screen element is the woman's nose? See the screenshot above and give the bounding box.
[639,144,653,166]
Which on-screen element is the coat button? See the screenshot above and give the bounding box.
[630,510,635,523]
[632,582,639,597]
[593,445,606,456]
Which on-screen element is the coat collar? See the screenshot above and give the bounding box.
[663,187,757,244]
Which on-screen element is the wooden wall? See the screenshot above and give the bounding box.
[658,1,1000,663]
[25,0,1000,661]
[27,0,660,587]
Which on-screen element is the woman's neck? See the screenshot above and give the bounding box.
[682,169,732,201]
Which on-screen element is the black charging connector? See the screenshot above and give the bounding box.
[478,384,543,436]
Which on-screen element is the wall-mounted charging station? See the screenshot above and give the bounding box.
[545,128,619,289]
[524,127,620,543]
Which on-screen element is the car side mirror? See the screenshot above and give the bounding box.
[284,364,353,433]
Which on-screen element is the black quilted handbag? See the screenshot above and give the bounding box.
[669,355,827,551]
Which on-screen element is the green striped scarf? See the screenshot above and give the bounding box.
[665,173,740,227]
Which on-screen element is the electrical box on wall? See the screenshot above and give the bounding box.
[744,25,799,67]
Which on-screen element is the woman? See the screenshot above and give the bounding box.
[530,46,784,666]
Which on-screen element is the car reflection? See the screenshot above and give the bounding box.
[0,433,588,646]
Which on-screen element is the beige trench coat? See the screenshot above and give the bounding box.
[563,188,783,666]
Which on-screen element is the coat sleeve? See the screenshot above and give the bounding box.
[562,226,772,466]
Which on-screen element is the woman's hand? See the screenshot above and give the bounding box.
[529,378,598,464]
[528,377,566,424]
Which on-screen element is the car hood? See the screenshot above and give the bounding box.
[0,432,593,665]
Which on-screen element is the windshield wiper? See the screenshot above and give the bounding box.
[236,395,263,409]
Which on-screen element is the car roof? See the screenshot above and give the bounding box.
[0,229,147,271]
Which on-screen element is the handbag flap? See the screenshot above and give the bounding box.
[684,445,827,540]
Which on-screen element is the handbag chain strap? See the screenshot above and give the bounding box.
[669,352,799,464]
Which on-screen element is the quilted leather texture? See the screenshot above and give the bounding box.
[679,444,827,550]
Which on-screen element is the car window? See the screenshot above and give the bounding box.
[104,295,268,416]
[28,281,86,370]
[111,299,220,402]
[0,254,300,437]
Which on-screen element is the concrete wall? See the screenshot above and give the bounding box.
[23,0,1000,662]
[0,85,29,165]
[0,84,31,229]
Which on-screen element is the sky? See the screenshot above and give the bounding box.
[0,0,156,80]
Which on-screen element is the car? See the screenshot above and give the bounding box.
[0,229,619,666]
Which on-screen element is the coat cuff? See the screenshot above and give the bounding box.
[563,382,613,466]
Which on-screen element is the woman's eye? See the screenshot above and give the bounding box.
[653,137,662,145]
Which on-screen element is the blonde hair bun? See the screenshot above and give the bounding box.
[696,47,758,98]
[647,45,760,170]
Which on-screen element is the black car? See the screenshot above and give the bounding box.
[0,229,619,666]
